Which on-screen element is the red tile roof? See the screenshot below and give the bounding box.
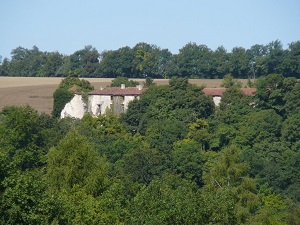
[202,88,256,96]
[89,87,144,96]
[88,86,256,97]
[202,88,226,96]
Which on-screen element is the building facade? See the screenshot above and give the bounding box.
[61,84,144,118]
[60,85,256,119]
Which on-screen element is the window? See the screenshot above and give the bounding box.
[97,104,102,115]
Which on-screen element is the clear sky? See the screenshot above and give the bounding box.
[1,0,299,59]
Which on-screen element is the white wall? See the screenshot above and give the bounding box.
[213,96,221,106]
[89,95,111,116]
[124,95,137,111]
[61,94,86,119]
[61,94,140,119]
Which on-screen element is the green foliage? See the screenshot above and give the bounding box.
[46,129,109,196]
[143,77,155,87]
[0,106,49,177]
[221,74,242,88]
[1,40,299,78]
[52,87,74,118]
[171,139,206,185]
[110,76,139,87]
[1,169,59,225]
[58,76,94,91]
[52,77,94,118]
[129,173,205,224]
[122,147,162,185]
[122,77,214,134]
[145,119,188,151]
[254,74,297,116]
[2,73,300,224]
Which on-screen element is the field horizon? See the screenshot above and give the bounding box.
[0,77,249,114]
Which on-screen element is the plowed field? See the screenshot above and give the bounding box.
[0,77,246,114]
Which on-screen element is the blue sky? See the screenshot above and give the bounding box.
[1,0,299,59]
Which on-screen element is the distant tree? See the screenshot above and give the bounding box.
[282,41,300,78]
[38,52,63,77]
[69,45,100,77]
[143,77,155,88]
[229,47,250,78]
[220,74,242,88]
[8,46,46,76]
[97,46,135,78]
[110,76,139,87]
[264,40,285,75]
[210,46,230,78]
[176,42,212,78]
[0,57,10,76]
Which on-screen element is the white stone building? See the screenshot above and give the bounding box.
[61,85,256,119]
[61,84,144,119]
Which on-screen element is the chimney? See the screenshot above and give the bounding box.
[100,87,104,90]
[136,84,143,90]
[121,84,125,89]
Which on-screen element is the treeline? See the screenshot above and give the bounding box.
[0,75,300,224]
[0,40,300,78]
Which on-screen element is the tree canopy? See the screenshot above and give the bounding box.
[1,74,300,224]
[1,40,300,79]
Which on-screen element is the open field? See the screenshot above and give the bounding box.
[0,77,248,114]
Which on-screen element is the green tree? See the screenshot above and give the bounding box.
[97,46,135,78]
[229,47,251,78]
[171,139,206,185]
[0,106,46,174]
[221,74,242,88]
[265,40,286,75]
[38,52,63,77]
[210,46,230,78]
[202,146,260,224]
[52,87,74,118]
[46,129,109,196]
[122,77,215,134]
[176,42,212,78]
[8,46,46,77]
[129,173,206,224]
[254,74,297,116]
[110,76,139,87]
[69,45,100,77]
[145,119,188,152]
[282,41,300,78]
[122,147,162,185]
[132,42,173,78]
[1,169,60,225]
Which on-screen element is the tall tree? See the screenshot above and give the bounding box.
[46,129,109,196]
[176,42,212,78]
[38,52,63,77]
[264,40,285,75]
[229,47,250,78]
[69,45,100,77]
[210,46,230,78]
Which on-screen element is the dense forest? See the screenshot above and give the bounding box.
[0,40,300,79]
[1,75,300,224]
